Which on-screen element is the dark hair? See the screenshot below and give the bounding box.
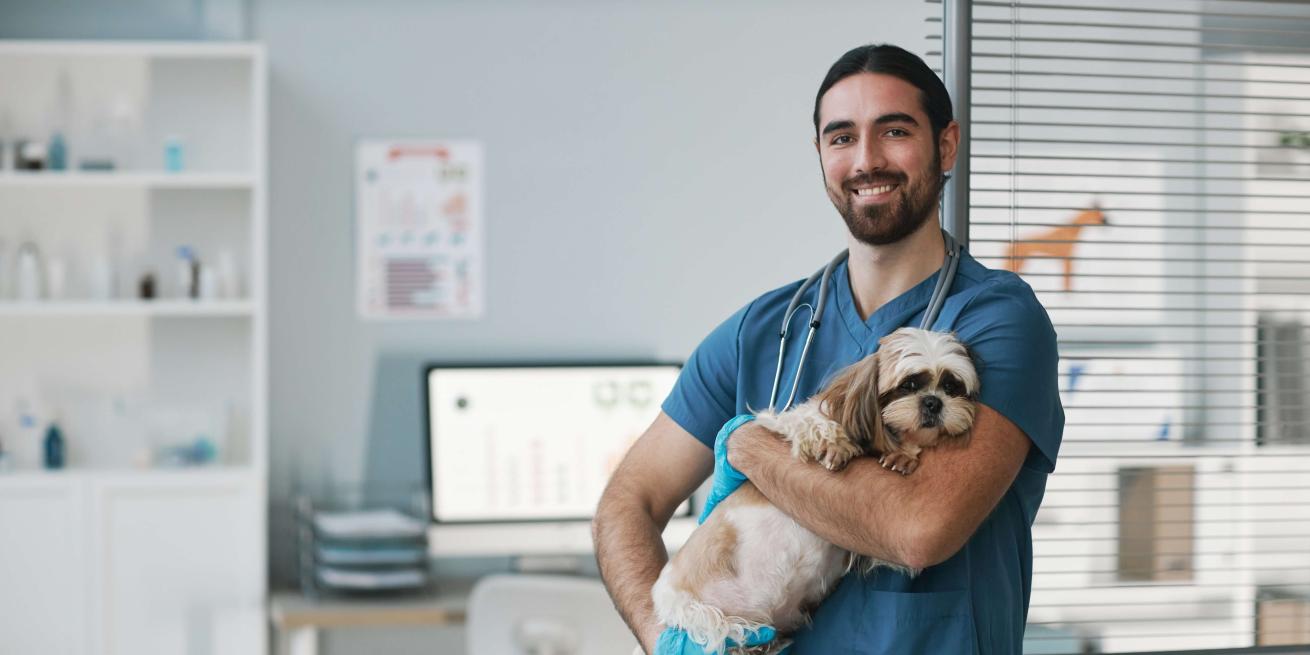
[812,44,954,139]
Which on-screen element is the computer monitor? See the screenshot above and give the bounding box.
[424,363,695,556]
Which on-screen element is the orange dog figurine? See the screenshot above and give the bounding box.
[1001,204,1109,291]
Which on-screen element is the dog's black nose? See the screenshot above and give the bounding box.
[922,395,943,413]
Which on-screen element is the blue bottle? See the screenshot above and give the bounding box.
[164,136,184,172]
[48,132,67,171]
[43,420,65,470]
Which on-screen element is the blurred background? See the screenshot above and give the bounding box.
[0,0,1308,654]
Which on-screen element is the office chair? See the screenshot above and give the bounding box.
[466,574,637,655]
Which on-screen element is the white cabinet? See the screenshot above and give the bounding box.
[0,472,262,655]
[94,473,263,655]
[0,476,90,655]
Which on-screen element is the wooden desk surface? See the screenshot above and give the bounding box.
[269,586,471,630]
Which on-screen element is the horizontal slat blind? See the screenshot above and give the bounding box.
[929,0,1310,652]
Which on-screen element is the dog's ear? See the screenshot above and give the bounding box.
[815,354,883,449]
[958,338,983,401]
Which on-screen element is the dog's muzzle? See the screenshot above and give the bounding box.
[919,395,943,427]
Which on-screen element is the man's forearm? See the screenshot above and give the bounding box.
[729,423,929,568]
[593,491,668,653]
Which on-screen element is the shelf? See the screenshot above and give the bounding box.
[0,300,254,317]
[0,171,256,190]
[0,40,262,59]
[0,466,259,489]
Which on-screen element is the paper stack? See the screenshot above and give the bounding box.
[309,508,430,593]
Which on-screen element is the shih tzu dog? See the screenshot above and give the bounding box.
[647,328,980,654]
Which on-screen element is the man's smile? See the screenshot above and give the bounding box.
[850,183,898,203]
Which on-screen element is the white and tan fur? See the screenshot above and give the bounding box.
[645,328,980,654]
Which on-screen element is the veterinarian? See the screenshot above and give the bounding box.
[594,44,1064,654]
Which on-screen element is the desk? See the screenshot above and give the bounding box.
[269,588,468,655]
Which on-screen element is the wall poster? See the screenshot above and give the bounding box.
[356,140,483,320]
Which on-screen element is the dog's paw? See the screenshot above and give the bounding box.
[787,426,861,471]
[813,438,863,472]
[878,451,920,475]
[770,408,864,472]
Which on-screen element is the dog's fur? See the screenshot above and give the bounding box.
[645,328,980,654]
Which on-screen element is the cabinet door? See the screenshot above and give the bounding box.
[94,476,263,655]
[0,477,90,655]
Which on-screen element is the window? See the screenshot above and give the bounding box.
[929,0,1310,651]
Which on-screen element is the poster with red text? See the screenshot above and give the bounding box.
[356,140,484,320]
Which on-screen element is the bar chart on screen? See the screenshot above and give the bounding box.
[427,365,679,523]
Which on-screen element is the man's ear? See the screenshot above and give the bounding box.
[939,120,961,174]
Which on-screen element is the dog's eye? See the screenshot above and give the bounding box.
[943,381,962,396]
[899,380,918,392]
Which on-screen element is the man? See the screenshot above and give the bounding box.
[593,44,1064,653]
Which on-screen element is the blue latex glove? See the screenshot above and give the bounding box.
[655,625,786,654]
[698,414,756,524]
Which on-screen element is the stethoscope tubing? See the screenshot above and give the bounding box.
[768,230,961,413]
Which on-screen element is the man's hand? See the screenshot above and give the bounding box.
[697,414,756,523]
[724,421,785,474]
[653,625,784,655]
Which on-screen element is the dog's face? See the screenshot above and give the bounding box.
[875,328,979,448]
[814,327,979,455]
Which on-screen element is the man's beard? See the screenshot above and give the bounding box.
[826,148,945,246]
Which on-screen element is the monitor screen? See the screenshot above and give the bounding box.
[426,363,683,523]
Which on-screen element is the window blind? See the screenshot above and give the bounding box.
[927,0,1310,652]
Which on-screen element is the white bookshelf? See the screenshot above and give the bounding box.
[0,40,266,655]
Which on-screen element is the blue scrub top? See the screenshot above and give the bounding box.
[662,249,1064,654]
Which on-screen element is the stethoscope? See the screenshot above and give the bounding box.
[767,229,963,412]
